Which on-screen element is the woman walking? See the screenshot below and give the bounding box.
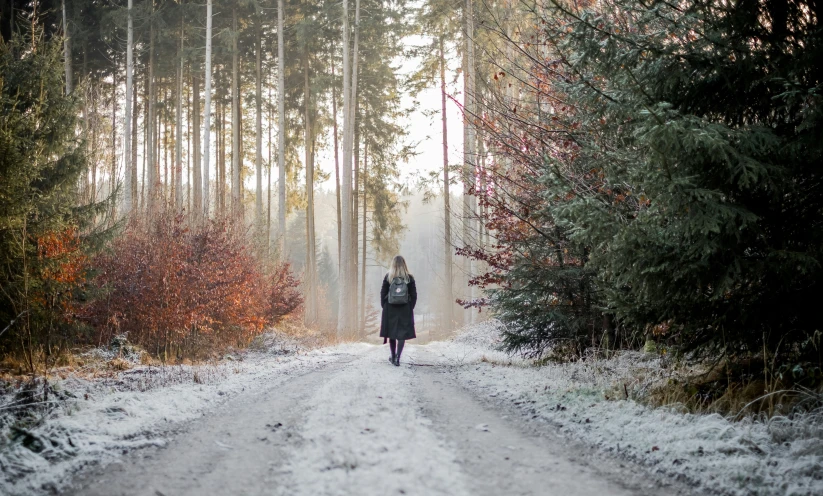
[380,255,417,366]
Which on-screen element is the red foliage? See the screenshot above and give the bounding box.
[81,214,302,356]
[35,227,87,320]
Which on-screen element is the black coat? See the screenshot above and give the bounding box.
[380,275,417,341]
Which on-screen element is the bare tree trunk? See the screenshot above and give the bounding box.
[187,82,192,213]
[338,0,353,334]
[142,72,147,208]
[123,0,134,215]
[110,54,118,223]
[62,0,72,94]
[231,8,242,222]
[132,69,139,209]
[304,51,317,325]
[277,0,286,255]
[175,17,184,213]
[332,58,341,266]
[350,0,361,308]
[218,97,226,216]
[352,102,360,327]
[461,0,476,324]
[192,71,202,219]
[360,141,367,331]
[147,2,156,213]
[202,0,213,218]
[440,34,452,328]
[255,17,263,232]
[267,79,273,252]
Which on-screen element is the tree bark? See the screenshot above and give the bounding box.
[267,78,273,252]
[231,8,242,222]
[175,17,184,213]
[352,100,360,327]
[338,0,353,334]
[147,2,156,213]
[255,16,264,231]
[62,0,72,94]
[360,140,368,331]
[123,0,134,215]
[202,0,213,218]
[440,34,453,327]
[132,66,139,209]
[304,51,317,325]
[277,0,287,255]
[332,57,341,267]
[192,71,202,219]
[462,0,476,324]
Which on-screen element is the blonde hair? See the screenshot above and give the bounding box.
[388,255,412,283]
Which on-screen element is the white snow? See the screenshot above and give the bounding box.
[275,346,473,496]
[3,321,821,496]
[0,334,367,496]
[428,320,823,496]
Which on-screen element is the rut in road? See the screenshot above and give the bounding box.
[68,345,646,496]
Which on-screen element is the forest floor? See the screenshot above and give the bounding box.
[1,322,821,496]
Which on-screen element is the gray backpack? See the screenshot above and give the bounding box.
[388,276,409,305]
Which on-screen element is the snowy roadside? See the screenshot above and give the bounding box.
[0,334,368,496]
[427,320,823,496]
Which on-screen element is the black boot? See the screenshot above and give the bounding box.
[394,354,401,366]
[389,354,396,365]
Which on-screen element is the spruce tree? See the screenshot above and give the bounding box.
[0,34,103,361]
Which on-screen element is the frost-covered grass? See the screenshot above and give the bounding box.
[0,331,360,496]
[429,320,823,496]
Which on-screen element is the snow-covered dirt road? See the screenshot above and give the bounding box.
[65,345,664,496]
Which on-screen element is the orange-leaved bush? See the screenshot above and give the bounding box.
[82,214,302,358]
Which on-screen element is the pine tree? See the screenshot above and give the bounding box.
[479,0,823,356]
[0,34,106,362]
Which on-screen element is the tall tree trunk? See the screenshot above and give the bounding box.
[202,0,213,218]
[231,8,242,222]
[192,71,202,219]
[110,54,118,223]
[339,0,353,334]
[218,97,226,216]
[255,17,264,232]
[123,0,134,215]
[462,0,476,324]
[277,0,286,255]
[62,0,72,94]
[90,89,97,203]
[338,0,361,334]
[141,71,147,208]
[350,0,361,304]
[332,57,341,267]
[304,52,317,325]
[187,82,192,213]
[147,2,156,213]
[267,79,273,252]
[360,141,367,331]
[131,67,138,209]
[175,18,184,213]
[440,34,452,327]
[352,101,360,327]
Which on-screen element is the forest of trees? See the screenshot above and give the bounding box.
[1,0,822,391]
[0,0,424,367]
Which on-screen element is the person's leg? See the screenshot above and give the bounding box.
[395,339,405,364]
[389,339,397,363]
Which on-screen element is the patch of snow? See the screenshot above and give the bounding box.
[428,320,823,496]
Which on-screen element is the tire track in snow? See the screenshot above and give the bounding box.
[274,345,473,496]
